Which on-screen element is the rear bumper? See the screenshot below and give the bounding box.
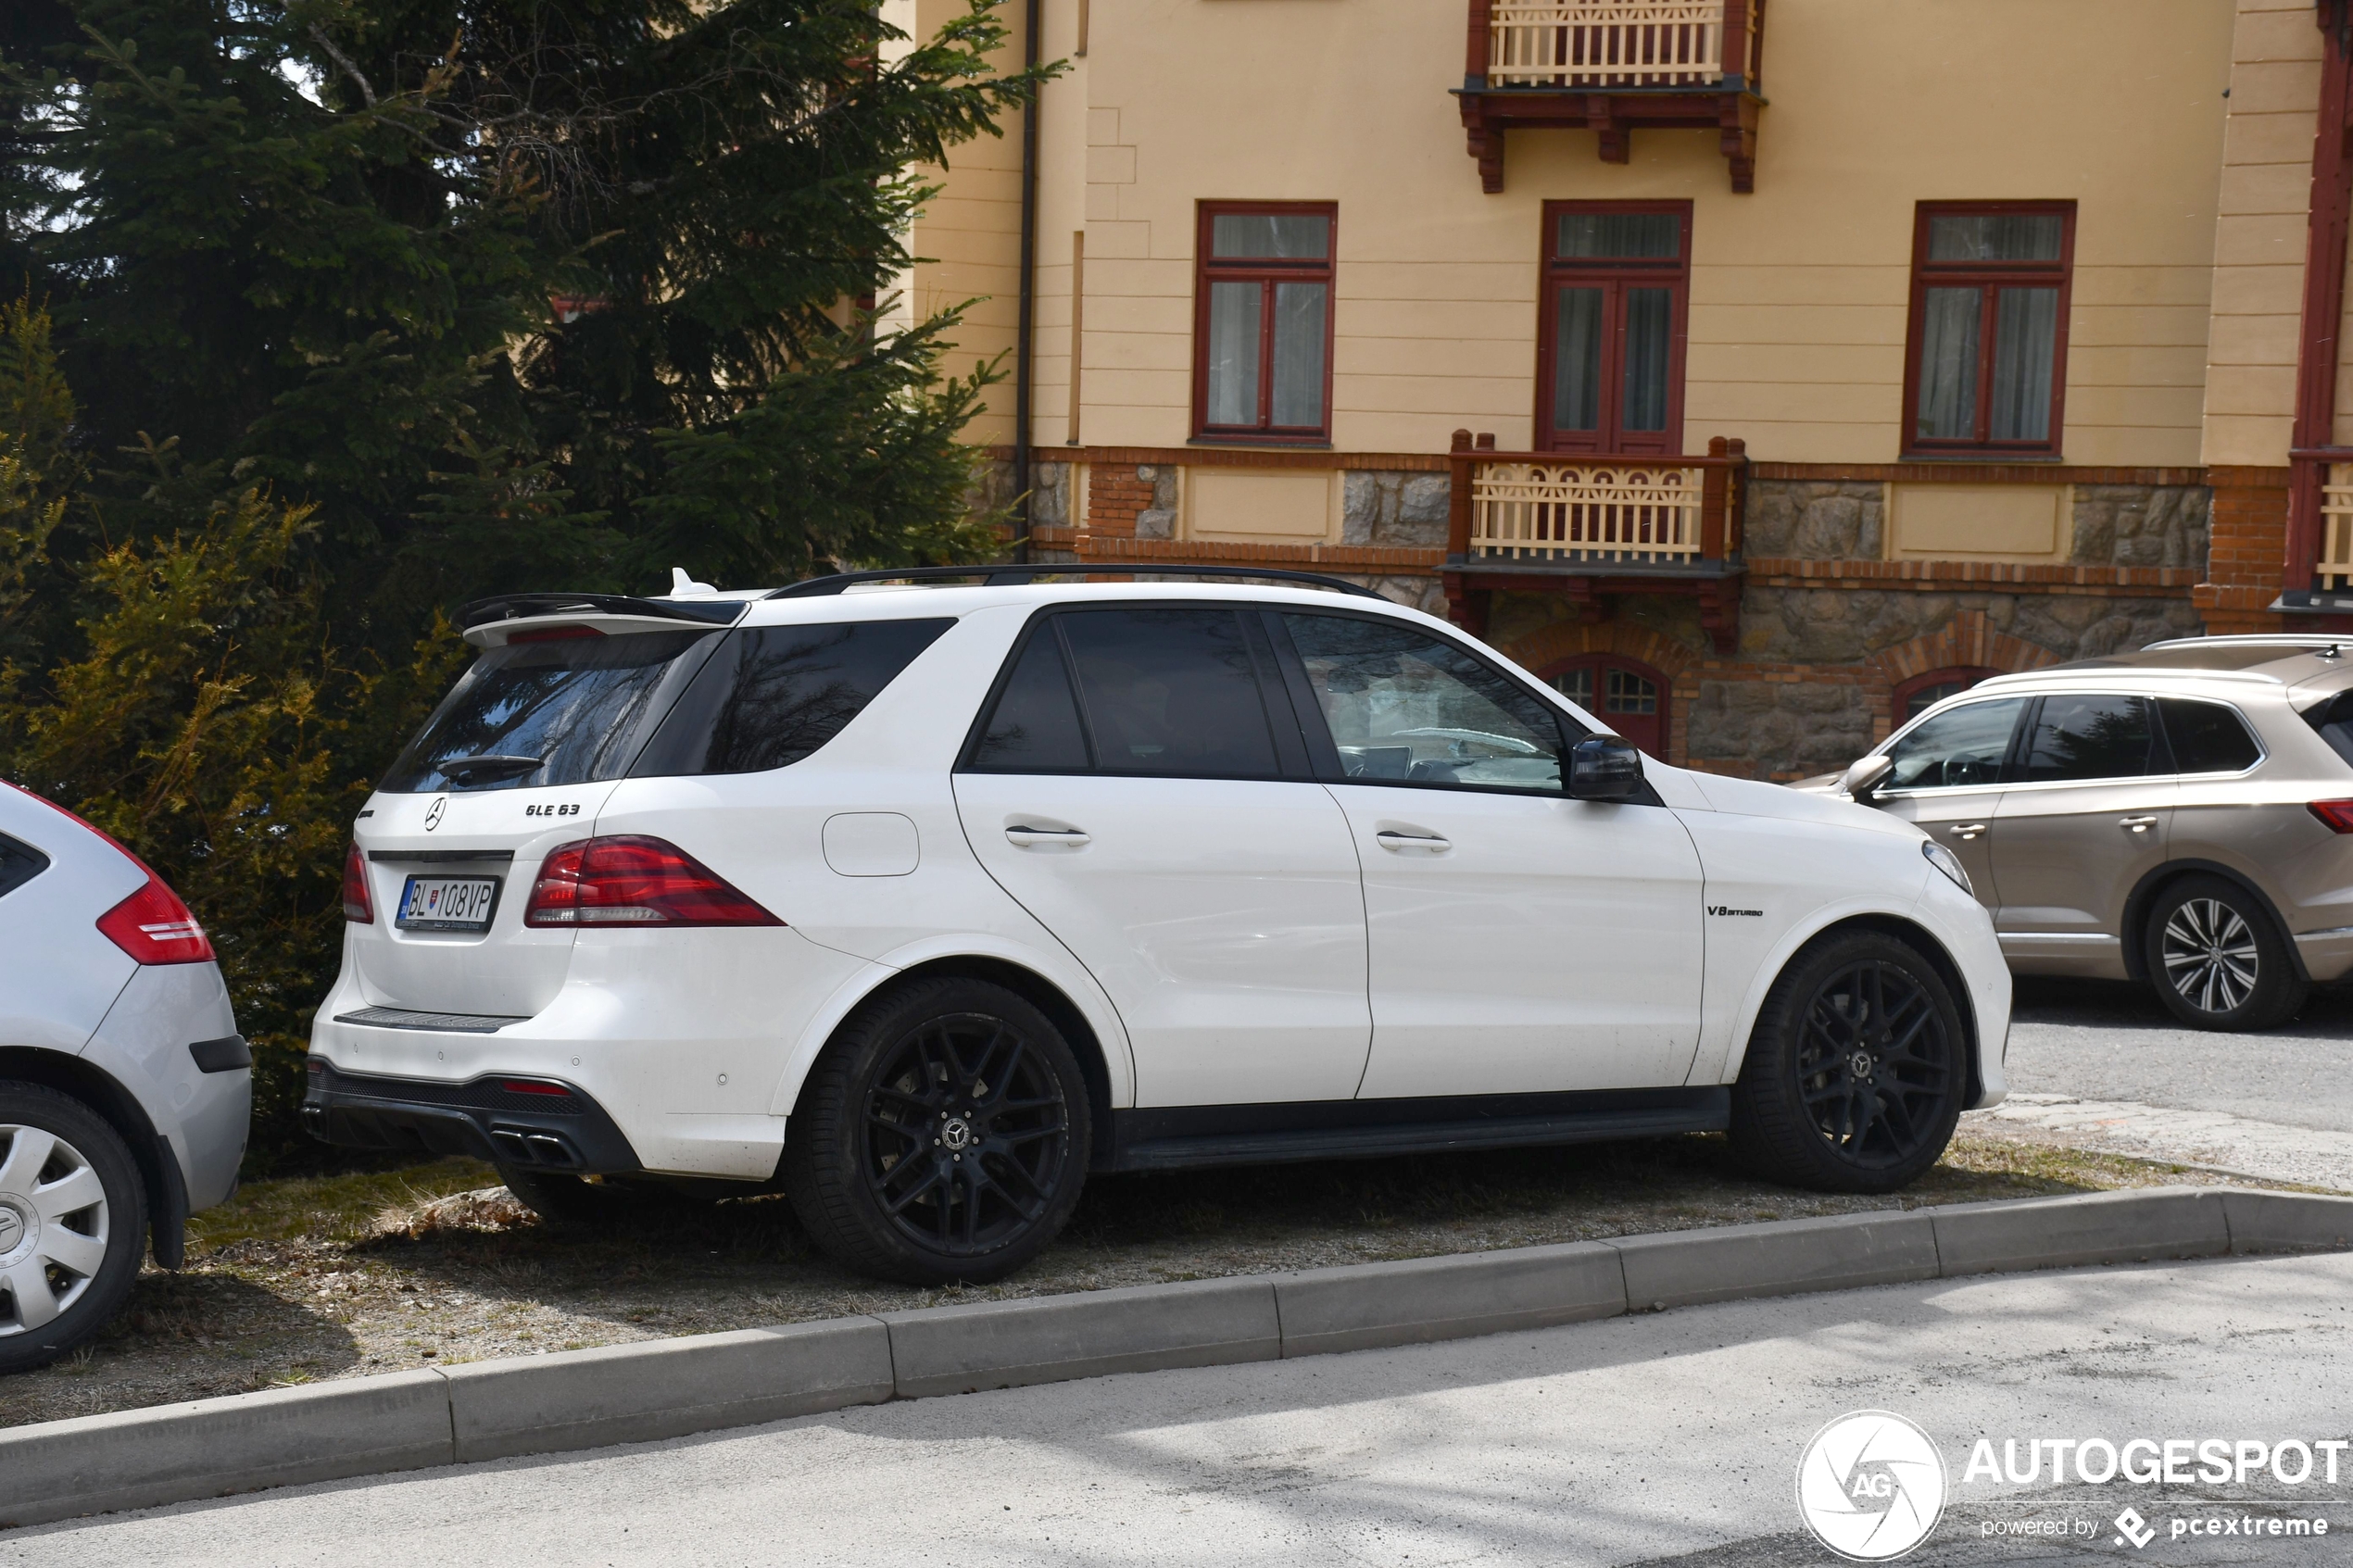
[301,1060,642,1175]
[2295,925,2353,984]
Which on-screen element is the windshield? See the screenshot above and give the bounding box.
[380,631,720,793]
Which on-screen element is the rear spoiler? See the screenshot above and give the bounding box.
[457,593,748,632]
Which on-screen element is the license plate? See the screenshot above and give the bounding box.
[396,876,502,933]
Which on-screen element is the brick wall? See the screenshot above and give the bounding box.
[2193,465,2290,633]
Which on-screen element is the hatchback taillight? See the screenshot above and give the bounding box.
[96,874,216,964]
[2311,799,2353,834]
[523,835,782,928]
[342,842,374,922]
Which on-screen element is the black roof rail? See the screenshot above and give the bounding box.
[457,592,748,632]
[765,563,1387,600]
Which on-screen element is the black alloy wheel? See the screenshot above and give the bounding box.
[1730,932,1965,1193]
[785,978,1089,1285]
[2144,874,2306,1032]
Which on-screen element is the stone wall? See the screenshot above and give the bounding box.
[1684,680,1881,780]
[1341,470,1452,547]
[1743,481,1883,560]
[1738,587,2204,665]
[2070,484,2209,570]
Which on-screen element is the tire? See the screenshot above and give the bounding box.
[1730,932,1966,1194]
[784,977,1091,1286]
[2144,874,2306,1032]
[497,1168,615,1226]
[0,1083,149,1375]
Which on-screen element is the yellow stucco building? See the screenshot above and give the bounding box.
[895,0,2353,778]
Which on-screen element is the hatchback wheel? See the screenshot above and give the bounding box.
[0,1084,147,1375]
[2145,875,2305,1031]
[785,978,1090,1285]
[1730,933,1965,1194]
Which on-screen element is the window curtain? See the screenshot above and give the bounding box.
[1552,287,1604,432]
[1621,288,1672,433]
[1206,281,1262,426]
[1989,286,2058,442]
[1270,282,1327,427]
[1915,286,1981,440]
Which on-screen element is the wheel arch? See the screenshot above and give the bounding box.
[769,942,1132,1172]
[2119,859,2307,985]
[0,1046,185,1268]
[1717,911,1985,1110]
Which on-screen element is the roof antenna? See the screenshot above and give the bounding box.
[2322,644,2344,661]
[669,567,718,598]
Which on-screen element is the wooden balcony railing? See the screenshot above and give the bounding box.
[2320,460,2353,592]
[1443,433,1748,649]
[1460,0,1765,192]
[2284,448,2353,612]
[1484,0,1750,89]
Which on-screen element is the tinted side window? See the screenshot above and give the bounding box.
[632,620,952,777]
[1058,609,1279,778]
[2021,694,2160,783]
[0,832,48,899]
[2159,698,2262,775]
[1281,612,1567,794]
[969,629,1092,771]
[384,630,718,792]
[1882,697,2026,790]
[2303,690,2353,770]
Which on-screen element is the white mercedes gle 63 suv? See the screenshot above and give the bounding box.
[305,567,2009,1284]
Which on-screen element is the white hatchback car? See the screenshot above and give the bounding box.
[307,569,2009,1284]
[1,783,248,1371]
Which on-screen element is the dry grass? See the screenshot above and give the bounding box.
[0,1127,2290,1430]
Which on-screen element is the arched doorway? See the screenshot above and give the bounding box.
[1541,654,1670,758]
[1893,665,1999,726]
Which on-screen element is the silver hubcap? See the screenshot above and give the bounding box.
[0,1125,110,1336]
[2161,898,2260,1015]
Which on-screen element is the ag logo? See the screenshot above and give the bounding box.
[1795,1411,1947,1562]
[423,797,447,833]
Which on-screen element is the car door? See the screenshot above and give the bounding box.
[952,604,1371,1108]
[1867,696,2029,905]
[1989,692,2174,972]
[1272,608,1705,1099]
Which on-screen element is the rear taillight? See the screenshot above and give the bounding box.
[2311,800,2353,834]
[523,835,781,928]
[96,874,216,964]
[342,842,374,922]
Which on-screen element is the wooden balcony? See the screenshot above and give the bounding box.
[1458,0,1766,194]
[1444,432,1748,652]
[2279,447,2353,621]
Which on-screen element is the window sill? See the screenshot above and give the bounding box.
[1187,435,1334,450]
[1896,451,2065,464]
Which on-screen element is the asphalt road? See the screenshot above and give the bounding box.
[9,1251,2349,1566]
[2004,977,2353,1135]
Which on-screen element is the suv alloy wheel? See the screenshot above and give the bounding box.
[784,977,1091,1285]
[1730,932,1965,1193]
[0,1084,149,1374]
[2144,874,2306,1031]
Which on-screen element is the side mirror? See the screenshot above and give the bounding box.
[1840,753,1894,803]
[1568,734,1644,802]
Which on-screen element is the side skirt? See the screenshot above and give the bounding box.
[1102,1086,1730,1173]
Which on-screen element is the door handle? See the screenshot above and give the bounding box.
[2119,815,2159,834]
[1375,830,1451,853]
[1947,822,1988,841]
[1005,825,1089,848]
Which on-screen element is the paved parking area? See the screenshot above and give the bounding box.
[12,1251,2348,1566]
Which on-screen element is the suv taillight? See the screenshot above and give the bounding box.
[96,873,216,964]
[342,842,374,922]
[523,835,782,928]
[2312,800,2353,834]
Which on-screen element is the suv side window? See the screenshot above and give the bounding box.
[969,608,1284,779]
[1279,611,1572,795]
[0,832,48,899]
[2302,690,2353,770]
[1881,697,2026,791]
[2020,693,2160,783]
[2158,697,2262,775]
[632,619,954,776]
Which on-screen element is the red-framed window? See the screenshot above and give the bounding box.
[1537,202,1691,457]
[1192,203,1337,444]
[1894,665,2000,726]
[1902,202,2075,458]
[1541,653,1671,759]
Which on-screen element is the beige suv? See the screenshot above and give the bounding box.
[1799,636,2353,1031]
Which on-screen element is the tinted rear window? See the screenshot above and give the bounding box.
[0,832,48,899]
[631,620,953,776]
[381,631,720,793]
[1059,609,1278,778]
[969,629,1092,771]
[2307,690,2353,770]
[2020,694,2160,783]
[2159,698,2262,774]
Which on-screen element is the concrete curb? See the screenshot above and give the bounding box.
[5,1185,2349,1530]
